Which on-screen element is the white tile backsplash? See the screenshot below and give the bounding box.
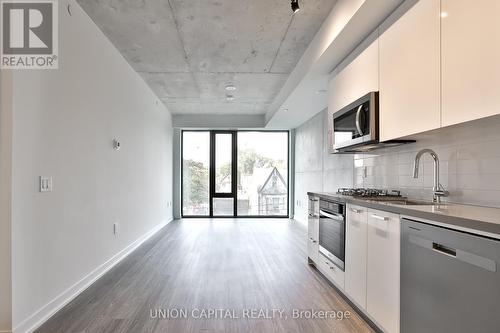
[296,111,500,210]
[354,116,500,207]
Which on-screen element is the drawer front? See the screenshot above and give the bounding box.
[318,254,345,290]
[308,215,319,241]
[308,237,319,263]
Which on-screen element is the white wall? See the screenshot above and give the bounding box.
[0,69,13,333]
[294,110,353,223]
[8,0,173,331]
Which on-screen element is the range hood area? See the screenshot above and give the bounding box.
[335,139,415,153]
[328,92,414,154]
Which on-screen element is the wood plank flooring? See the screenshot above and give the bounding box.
[36,219,373,333]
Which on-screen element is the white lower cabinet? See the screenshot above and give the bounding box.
[307,196,319,263]
[307,218,319,263]
[311,200,400,333]
[366,209,400,333]
[345,204,368,310]
[317,255,345,290]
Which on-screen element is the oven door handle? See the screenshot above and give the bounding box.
[319,210,344,221]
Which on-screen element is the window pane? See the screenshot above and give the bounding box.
[215,133,232,193]
[182,132,210,216]
[237,132,288,216]
[213,198,234,216]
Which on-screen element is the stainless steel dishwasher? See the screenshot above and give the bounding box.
[401,218,500,333]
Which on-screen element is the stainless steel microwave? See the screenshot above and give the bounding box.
[328,91,413,153]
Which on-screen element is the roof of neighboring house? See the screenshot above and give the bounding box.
[258,167,287,195]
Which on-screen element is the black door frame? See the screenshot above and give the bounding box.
[209,131,238,217]
[181,130,290,218]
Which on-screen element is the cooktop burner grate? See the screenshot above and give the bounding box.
[337,188,403,198]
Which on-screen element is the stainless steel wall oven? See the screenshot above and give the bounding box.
[318,199,346,270]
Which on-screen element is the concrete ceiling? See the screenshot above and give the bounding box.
[76,0,337,115]
[265,0,404,129]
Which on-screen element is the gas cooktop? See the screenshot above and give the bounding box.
[337,188,403,198]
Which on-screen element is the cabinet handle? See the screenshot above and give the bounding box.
[325,263,335,271]
[350,208,362,214]
[371,214,389,221]
[432,243,456,257]
[309,198,318,202]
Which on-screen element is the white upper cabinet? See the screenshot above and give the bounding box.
[441,0,500,126]
[379,0,441,141]
[328,36,379,115]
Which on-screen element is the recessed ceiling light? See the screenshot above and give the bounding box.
[225,84,236,91]
[291,0,300,14]
[440,11,448,18]
[226,95,235,101]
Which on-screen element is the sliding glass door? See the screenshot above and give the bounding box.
[182,130,289,217]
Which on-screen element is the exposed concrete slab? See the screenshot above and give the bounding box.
[169,0,291,73]
[76,0,336,116]
[150,72,288,114]
[162,98,261,115]
[193,72,288,103]
[78,0,190,72]
[270,0,337,73]
[141,72,200,98]
[172,113,265,128]
[265,0,405,129]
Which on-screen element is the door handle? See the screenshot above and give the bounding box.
[350,208,363,214]
[320,210,344,221]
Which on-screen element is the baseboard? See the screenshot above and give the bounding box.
[13,218,173,333]
[310,264,383,333]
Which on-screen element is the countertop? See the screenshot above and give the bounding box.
[307,191,500,239]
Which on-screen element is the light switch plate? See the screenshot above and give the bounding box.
[39,176,53,192]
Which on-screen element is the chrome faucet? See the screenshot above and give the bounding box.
[413,149,449,203]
